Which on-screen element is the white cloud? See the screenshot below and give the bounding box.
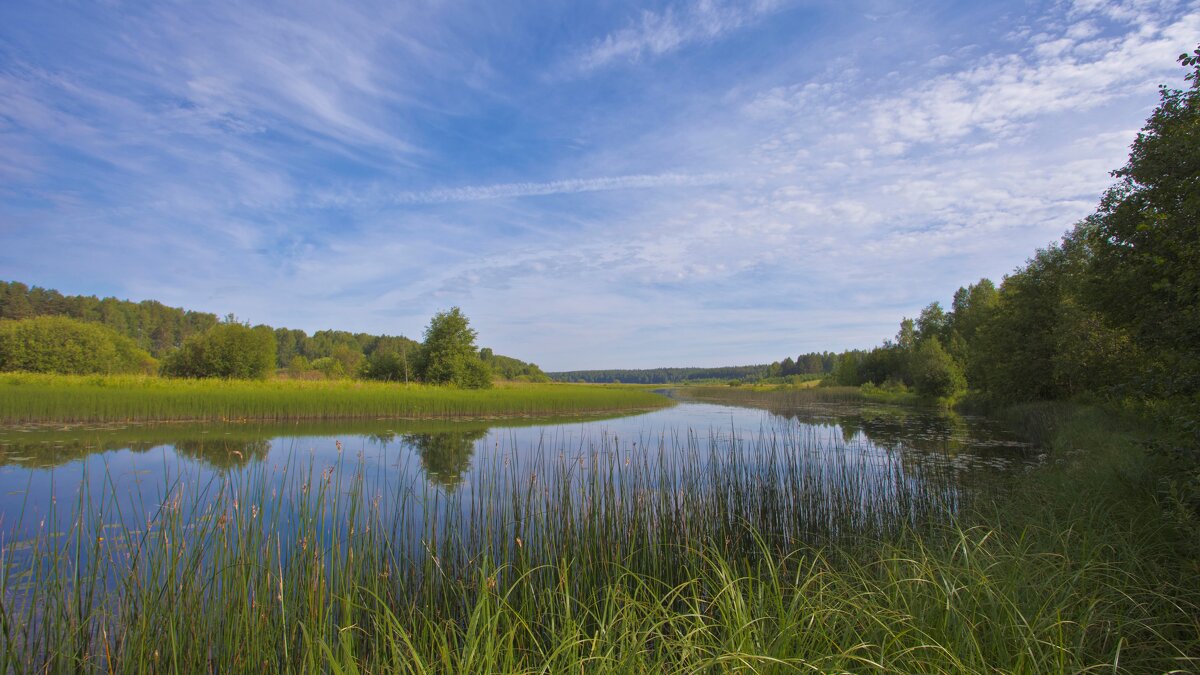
[575,0,787,72]
[311,172,732,207]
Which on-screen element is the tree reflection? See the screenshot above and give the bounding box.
[402,429,487,490]
[172,438,271,469]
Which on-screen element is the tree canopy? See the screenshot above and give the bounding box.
[819,46,1200,404]
[0,316,155,375]
[418,308,492,389]
[160,322,277,379]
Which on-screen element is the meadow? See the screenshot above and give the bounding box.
[0,373,672,424]
[1,397,1196,673]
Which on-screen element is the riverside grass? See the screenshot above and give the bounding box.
[2,405,1197,672]
[0,373,672,424]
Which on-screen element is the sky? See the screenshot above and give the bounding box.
[1,0,1197,371]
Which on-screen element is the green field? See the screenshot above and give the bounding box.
[0,373,673,423]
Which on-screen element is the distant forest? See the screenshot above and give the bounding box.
[549,353,836,385]
[0,281,547,381]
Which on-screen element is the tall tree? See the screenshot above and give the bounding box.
[1081,47,1200,395]
[418,308,492,388]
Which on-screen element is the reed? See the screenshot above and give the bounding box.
[1,407,1196,673]
[0,373,672,424]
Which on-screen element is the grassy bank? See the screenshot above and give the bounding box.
[0,373,673,424]
[2,399,1197,672]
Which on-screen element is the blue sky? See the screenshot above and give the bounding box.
[1,0,1196,370]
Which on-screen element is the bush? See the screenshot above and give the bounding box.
[0,316,154,375]
[912,339,966,398]
[160,323,276,379]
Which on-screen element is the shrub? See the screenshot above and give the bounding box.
[0,316,154,375]
[160,323,276,379]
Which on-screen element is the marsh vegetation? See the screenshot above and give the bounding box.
[1,396,1195,672]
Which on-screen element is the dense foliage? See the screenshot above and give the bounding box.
[0,282,547,382]
[825,49,1200,405]
[160,322,278,379]
[550,364,772,384]
[480,348,550,382]
[417,307,492,388]
[0,281,217,356]
[0,316,154,375]
[555,354,837,385]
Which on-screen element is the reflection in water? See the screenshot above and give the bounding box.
[0,436,270,470]
[0,413,634,472]
[172,439,271,469]
[402,429,488,489]
[0,400,1037,552]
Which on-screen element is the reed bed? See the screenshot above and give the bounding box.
[2,412,1196,673]
[0,373,672,424]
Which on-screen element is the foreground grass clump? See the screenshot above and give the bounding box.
[0,373,671,423]
[2,404,1197,673]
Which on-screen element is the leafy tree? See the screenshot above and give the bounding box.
[916,302,949,345]
[947,279,999,385]
[418,308,492,388]
[160,323,277,379]
[479,348,549,382]
[0,316,155,374]
[329,344,363,375]
[972,245,1070,402]
[286,355,311,377]
[361,349,409,382]
[1051,294,1139,396]
[911,338,966,398]
[310,357,345,379]
[1081,47,1200,395]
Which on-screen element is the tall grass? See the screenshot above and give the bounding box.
[0,373,672,424]
[2,406,1196,672]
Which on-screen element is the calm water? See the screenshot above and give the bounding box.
[0,397,1034,546]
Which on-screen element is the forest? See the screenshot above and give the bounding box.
[0,282,548,385]
[761,48,1200,417]
[550,353,836,384]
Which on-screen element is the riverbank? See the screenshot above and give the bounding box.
[0,373,674,423]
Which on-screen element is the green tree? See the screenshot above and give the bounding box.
[911,338,966,399]
[947,279,999,386]
[0,316,155,374]
[160,323,277,379]
[417,308,492,388]
[915,302,949,345]
[1081,47,1200,395]
[972,246,1069,402]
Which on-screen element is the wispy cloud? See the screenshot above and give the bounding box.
[3,0,1197,369]
[575,0,787,72]
[313,172,732,207]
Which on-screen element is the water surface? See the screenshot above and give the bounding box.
[0,398,1034,546]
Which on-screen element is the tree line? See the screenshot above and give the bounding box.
[549,365,771,384]
[550,352,837,385]
[822,47,1200,405]
[0,281,545,388]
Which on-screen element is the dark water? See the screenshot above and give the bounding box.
[0,399,1034,544]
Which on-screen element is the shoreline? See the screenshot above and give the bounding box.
[0,373,675,424]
